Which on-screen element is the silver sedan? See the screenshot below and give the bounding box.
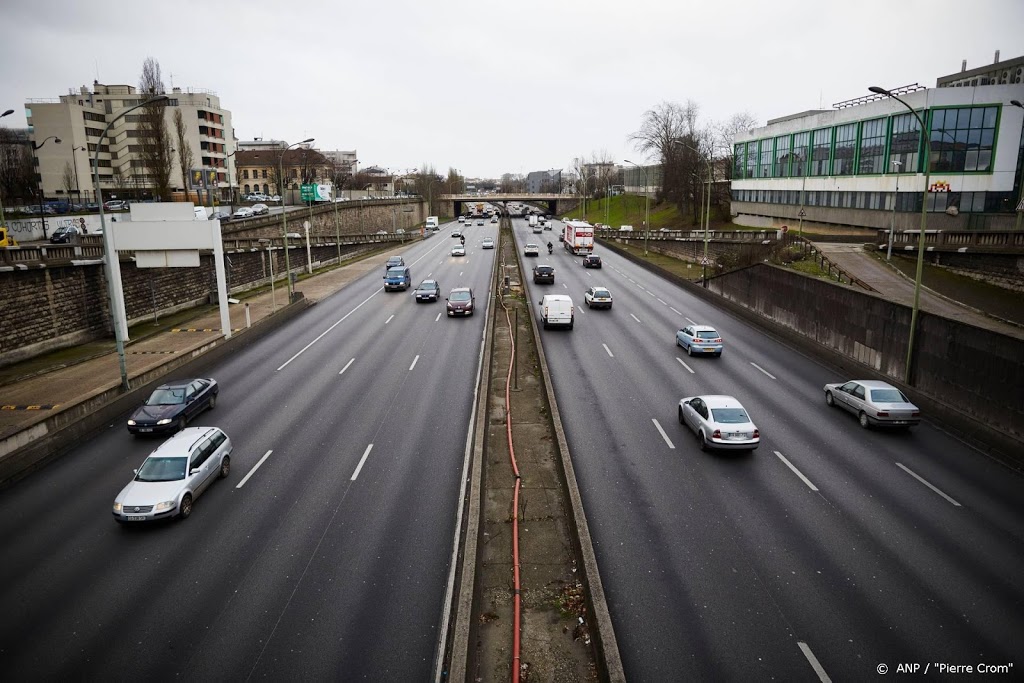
[678,395,760,451]
[824,379,921,428]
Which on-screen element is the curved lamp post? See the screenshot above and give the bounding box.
[280,138,315,300]
[32,136,62,238]
[869,85,932,385]
[623,159,650,256]
[93,95,170,391]
[1011,100,1024,232]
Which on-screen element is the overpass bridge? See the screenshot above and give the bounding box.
[439,193,580,216]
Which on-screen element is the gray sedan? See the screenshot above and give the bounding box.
[824,379,921,428]
[678,395,760,451]
[414,279,441,302]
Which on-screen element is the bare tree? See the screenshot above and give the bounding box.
[137,58,174,200]
[713,111,759,219]
[61,161,76,202]
[173,108,195,203]
[0,129,35,204]
[446,167,464,194]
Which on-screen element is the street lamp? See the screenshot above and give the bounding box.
[1010,100,1024,232]
[671,140,714,287]
[72,146,87,205]
[32,135,61,238]
[225,149,239,216]
[886,159,902,261]
[623,160,650,257]
[93,95,170,391]
[280,138,315,301]
[869,85,933,384]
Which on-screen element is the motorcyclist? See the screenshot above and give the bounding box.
[547,241,553,254]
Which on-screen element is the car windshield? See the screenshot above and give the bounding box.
[695,330,720,339]
[419,281,435,289]
[594,289,610,298]
[387,268,405,276]
[147,388,186,405]
[450,291,471,302]
[536,267,552,273]
[711,408,750,424]
[136,456,188,482]
[871,389,908,403]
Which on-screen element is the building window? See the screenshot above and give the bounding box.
[889,112,921,174]
[262,169,268,178]
[858,118,886,174]
[745,142,757,179]
[263,184,269,194]
[791,132,810,176]
[810,128,831,176]
[931,106,997,173]
[774,135,791,177]
[733,144,744,179]
[243,169,249,179]
[759,139,773,178]
[244,184,250,194]
[833,124,857,176]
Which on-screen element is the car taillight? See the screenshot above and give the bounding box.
[713,338,722,343]
[911,411,920,417]
[877,411,889,417]
[712,429,722,439]
[752,429,759,439]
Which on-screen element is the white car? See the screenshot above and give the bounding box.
[524,243,540,257]
[251,203,269,215]
[232,207,254,219]
[112,427,232,523]
[482,237,495,249]
[678,395,759,452]
[451,229,463,238]
[451,245,466,256]
[458,216,466,223]
[584,286,612,309]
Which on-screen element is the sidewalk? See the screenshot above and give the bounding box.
[813,243,1024,340]
[0,249,388,444]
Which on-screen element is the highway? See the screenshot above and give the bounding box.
[511,217,1024,681]
[0,219,496,679]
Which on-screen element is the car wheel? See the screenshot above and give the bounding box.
[678,406,685,425]
[209,394,217,409]
[698,432,709,451]
[825,391,835,407]
[686,344,693,356]
[179,493,193,519]
[858,411,870,429]
[177,416,187,432]
[219,456,230,479]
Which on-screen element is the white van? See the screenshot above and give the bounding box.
[618,225,634,232]
[538,294,574,330]
[426,216,439,231]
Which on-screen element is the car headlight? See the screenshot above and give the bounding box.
[156,418,172,425]
[127,419,136,426]
[112,502,122,513]
[154,500,176,512]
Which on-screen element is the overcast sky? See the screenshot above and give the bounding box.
[2,0,1022,179]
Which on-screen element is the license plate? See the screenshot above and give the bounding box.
[139,428,152,432]
[704,348,714,352]
[892,420,907,425]
[125,515,146,521]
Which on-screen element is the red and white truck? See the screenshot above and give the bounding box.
[562,220,594,255]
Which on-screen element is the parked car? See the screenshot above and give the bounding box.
[49,225,82,244]
[251,203,269,215]
[451,244,466,257]
[386,255,405,270]
[414,279,441,302]
[582,254,602,268]
[533,264,555,284]
[675,325,724,357]
[104,200,128,211]
[446,287,475,316]
[524,243,540,257]
[678,395,760,452]
[209,210,232,222]
[267,195,281,203]
[127,378,219,435]
[482,237,495,249]
[823,380,921,429]
[112,426,232,523]
[584,286,613,309]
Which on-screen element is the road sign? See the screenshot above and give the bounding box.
[1016,197,1024,212]
[798,209,806,217]
[700,257,710,266]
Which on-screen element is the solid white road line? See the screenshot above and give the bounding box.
[676,357,694,374]
[774,451,819,491]
[896,462,962,506]
[602,343,614,357]
[409,354,419,371]
[797,641,832,683]
[750,362,777,379]
[435,311,442,322]
[351,444,373,481]
[385,314,395,324]
[277,288,382,371]
[670,307,682,315]
[339,358,355,375]
[236,450,273,489]
[630,313,641,324]
[685,316,696,325]
[652,419,675,449]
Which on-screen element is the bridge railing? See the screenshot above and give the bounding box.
[874,229,1024,252]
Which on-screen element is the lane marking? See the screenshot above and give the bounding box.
[670,307,682,315]
[586,272,592,277]
[277,288,382,371]
[774,451,818,491]
[409,354,420,371]
[895,462,961,506]
[652,419,675,449]
[602,343,614,357]
[435,312,442,322]
[385,314,395,324]
[797,641,832,683]
[237,450,273,489]
[339,358,355,375]
[563,283,568,289]
[676,357,694,374]
[630,313,641,324]
[647,291,656,297]
[657,298,667,305]
[351,444,373,481]
[459,271,464,277]
[750,362,777,380]
[685,316,696,325]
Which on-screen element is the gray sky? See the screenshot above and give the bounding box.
[3,0,1023,179]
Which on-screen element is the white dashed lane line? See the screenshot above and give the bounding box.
[670,307,682,315]
[896,462,962,507]
[652,419,675,449]
[351,444,373,481]
[385,314,395,325]
[657,298,667,305]
[685,317,696,325]
[630,313,641,324]
[797,641,832,683]
[236,450,273,489]
[409,354,420,371]
[676,358,694,374]
[339,358,355,375]
[435,312,442,322]
[750,362,777,380]
[774,451,819,492]
[602,343,614,357]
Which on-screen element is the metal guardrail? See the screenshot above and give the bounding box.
[874,229,1024,252]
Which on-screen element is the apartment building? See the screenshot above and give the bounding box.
[26,81,236,203]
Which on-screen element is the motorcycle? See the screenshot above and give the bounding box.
[547,244,553,255]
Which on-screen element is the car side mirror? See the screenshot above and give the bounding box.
[133,468,139,475]
[190,468,200,476]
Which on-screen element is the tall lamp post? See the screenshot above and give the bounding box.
[93,95,170,391]
[225,149,239,216]
[32,135,62,239]
[71,145,87,206]
[869,85,933,384]
[623,160,650,256]
[0,109,14,229]
[1011,100,1024,232]
[672,140,714,287]
[279,138,315,301]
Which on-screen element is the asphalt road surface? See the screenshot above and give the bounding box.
[512,217,1024,682]
[0,219,496,679]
